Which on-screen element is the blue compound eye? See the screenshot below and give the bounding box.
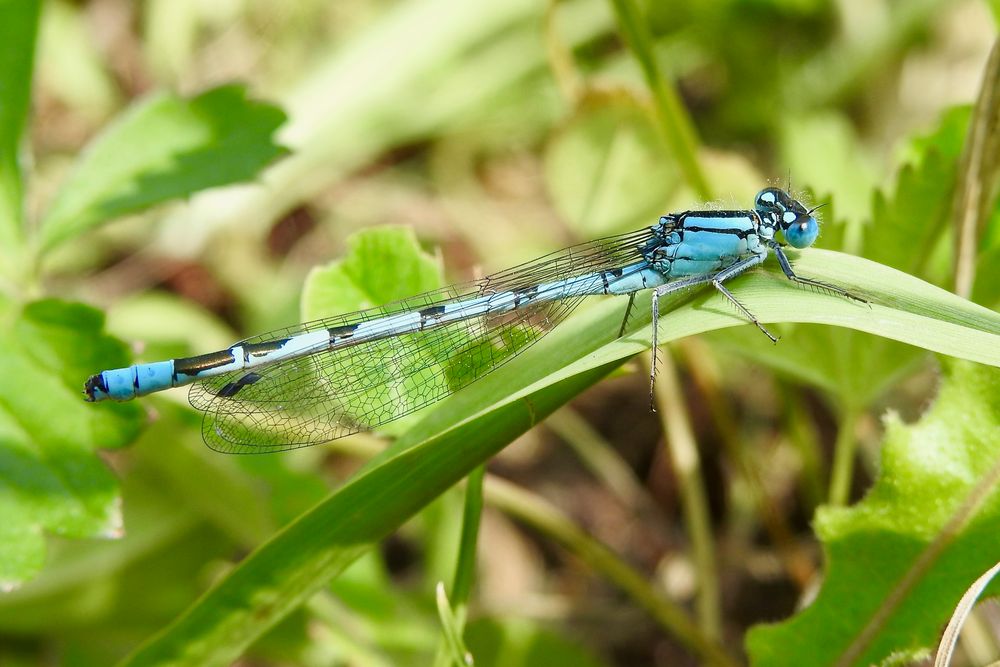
[784,216,818,248]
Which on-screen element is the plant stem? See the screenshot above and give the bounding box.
[647,351,721,640]
[608,0,711,200]
[828,406,861,506]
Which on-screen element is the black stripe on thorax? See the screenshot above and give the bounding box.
[682,226,754,239]
[674,210,760,241]
[680,209,757,219]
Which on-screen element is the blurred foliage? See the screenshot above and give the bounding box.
[0,0,999,666]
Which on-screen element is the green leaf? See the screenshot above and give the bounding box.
[746,360,1000,666]
[0,0,41,251]
[301,226,444,320]
[38,84,288,253]
[0,299,143,586]
[864,106,968,278]
[544,94,680,237]
[116,248,998,667]
[704,324,923,411]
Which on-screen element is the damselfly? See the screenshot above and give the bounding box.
[85,187,863,453]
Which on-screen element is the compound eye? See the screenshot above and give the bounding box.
[784,216,819,249]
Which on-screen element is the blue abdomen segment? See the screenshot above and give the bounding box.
[85,361,176,401]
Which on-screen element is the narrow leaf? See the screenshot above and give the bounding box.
[0,0,41,250]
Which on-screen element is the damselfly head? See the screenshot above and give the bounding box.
[754,187,819,249]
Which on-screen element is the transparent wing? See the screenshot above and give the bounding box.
[190,226,659,453]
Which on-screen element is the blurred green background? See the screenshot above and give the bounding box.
[1,0,999,666]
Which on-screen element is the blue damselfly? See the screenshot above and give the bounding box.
[85,188,862,453]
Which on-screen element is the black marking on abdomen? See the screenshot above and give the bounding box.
[217,372,263,398]
[244,338,290,357]
[419,305,447,330]
[514,284,539,307]
[174,350,238,377]
[329,324,359,338]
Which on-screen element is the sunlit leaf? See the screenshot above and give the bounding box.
[301,226,444,320]
[746,361,1000,666]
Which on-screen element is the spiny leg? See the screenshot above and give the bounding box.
[711,253,778,343]
[768,241,868,305]
[712,282,777,342]
[618,292,637,338]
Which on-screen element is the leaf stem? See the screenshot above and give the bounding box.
[828,405,861,506]
[951,37,1000,298]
